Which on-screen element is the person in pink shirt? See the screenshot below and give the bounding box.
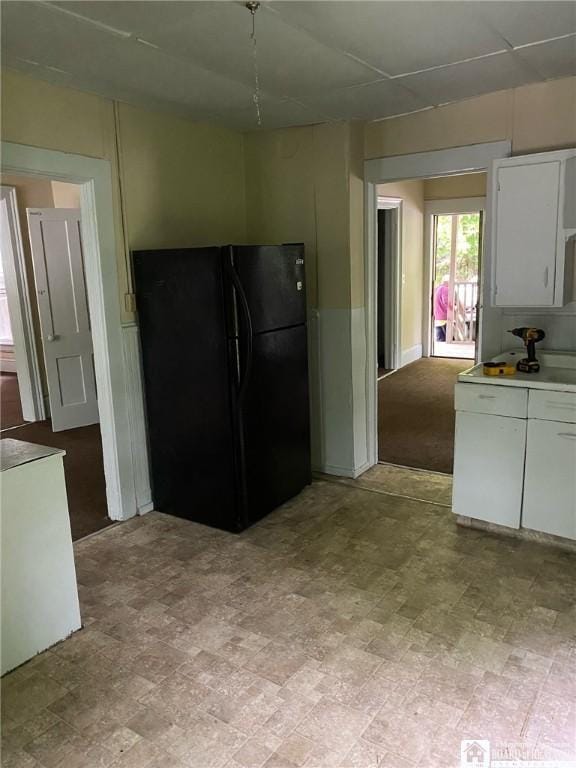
[434,281,449,341]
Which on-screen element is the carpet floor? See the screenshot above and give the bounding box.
[0,372,26,429]
[378,357,471,475]
[5,419,112,541]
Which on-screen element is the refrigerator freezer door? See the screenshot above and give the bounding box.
[133,248,241,531]
[241,323,311,525]
[228,244,306,335]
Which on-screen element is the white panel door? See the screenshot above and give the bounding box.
[452,411,526,528]
[523,419,576,540]
[27,208,99,431]
[494,160,560,306]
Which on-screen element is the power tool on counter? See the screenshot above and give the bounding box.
[508,327,546,373]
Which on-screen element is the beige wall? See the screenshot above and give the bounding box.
[50,181,81,208]
[1,70,247,323]
[378,180,425,356]
[365,76,576,159]
[244,126,318,306]
[245,121,356,311]
[424,172,487,200]
[117,102,246,253]
[244,122,365,469]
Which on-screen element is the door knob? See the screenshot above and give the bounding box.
[47,334,56,342]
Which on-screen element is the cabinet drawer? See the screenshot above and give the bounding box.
[528,389,576,423]
[455,383,527,418]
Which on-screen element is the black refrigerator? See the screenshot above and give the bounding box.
[133,244,311,532]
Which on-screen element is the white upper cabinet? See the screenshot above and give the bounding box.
[491,149,576,307]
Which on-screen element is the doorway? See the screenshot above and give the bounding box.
[426,197,485,361]
[0,174,110,539]
[0,250,25,428]
[377,196,401,377]
[364,142,511,473]
[3,140,146,525]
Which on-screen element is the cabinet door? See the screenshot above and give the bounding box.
[523,420,576,540]
[494,160,560,306]
[452,412,526,528]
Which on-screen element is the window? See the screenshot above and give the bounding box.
[0,252,14,346]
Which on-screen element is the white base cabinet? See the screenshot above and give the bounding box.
[453,411,526,529]
[1,440,81,675]
[523,419,576,540]
[453,381,576,541]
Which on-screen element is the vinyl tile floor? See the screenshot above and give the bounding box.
[2,466,575,768]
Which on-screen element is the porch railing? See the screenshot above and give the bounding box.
[448,281,477,343]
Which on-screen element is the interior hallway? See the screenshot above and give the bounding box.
[2,464,573,768]
[5,419,111,541]
[378,358,471,474]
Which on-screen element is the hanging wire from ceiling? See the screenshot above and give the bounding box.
[246,1,262,126]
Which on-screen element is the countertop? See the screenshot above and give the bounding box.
[458,350,576,393]
[0,439,65,472]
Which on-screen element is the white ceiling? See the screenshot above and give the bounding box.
[2,1,575,131]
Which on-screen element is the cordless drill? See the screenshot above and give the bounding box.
[508,327,546,373]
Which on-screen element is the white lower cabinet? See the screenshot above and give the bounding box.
[522,419,576,539]
[453,411,527,529]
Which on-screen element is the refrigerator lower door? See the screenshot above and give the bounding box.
[240,323,311,526]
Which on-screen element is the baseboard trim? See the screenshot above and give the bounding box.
[315,463,355,479]
[400,344,422,368]
[377,460,453,478]
[137,501,154,516]
[352,461,372,479]
[314,460,374,480]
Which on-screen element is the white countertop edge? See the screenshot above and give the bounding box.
[1,439,66,473]
[457,372,576,393]
[457,349,576,392]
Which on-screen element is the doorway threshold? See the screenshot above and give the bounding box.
[376,459,452,478]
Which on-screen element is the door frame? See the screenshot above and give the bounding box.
[376,196,402,372]
[2,141,136,522]
[423,196,486,358]
[0,185,46,421]
[364,140,511,469]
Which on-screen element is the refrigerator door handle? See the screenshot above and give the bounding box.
[226,258,253,402]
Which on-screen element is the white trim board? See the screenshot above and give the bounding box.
[2,142,137,521]
[400,344,423,368]
[0,186,45,421]
[122,324,153,515]
[364,141,511,471]
[365,142,511,183]
[424,197,486,216]
[376,198,402,372]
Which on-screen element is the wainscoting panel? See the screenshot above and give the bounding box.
[121,324,153,515]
